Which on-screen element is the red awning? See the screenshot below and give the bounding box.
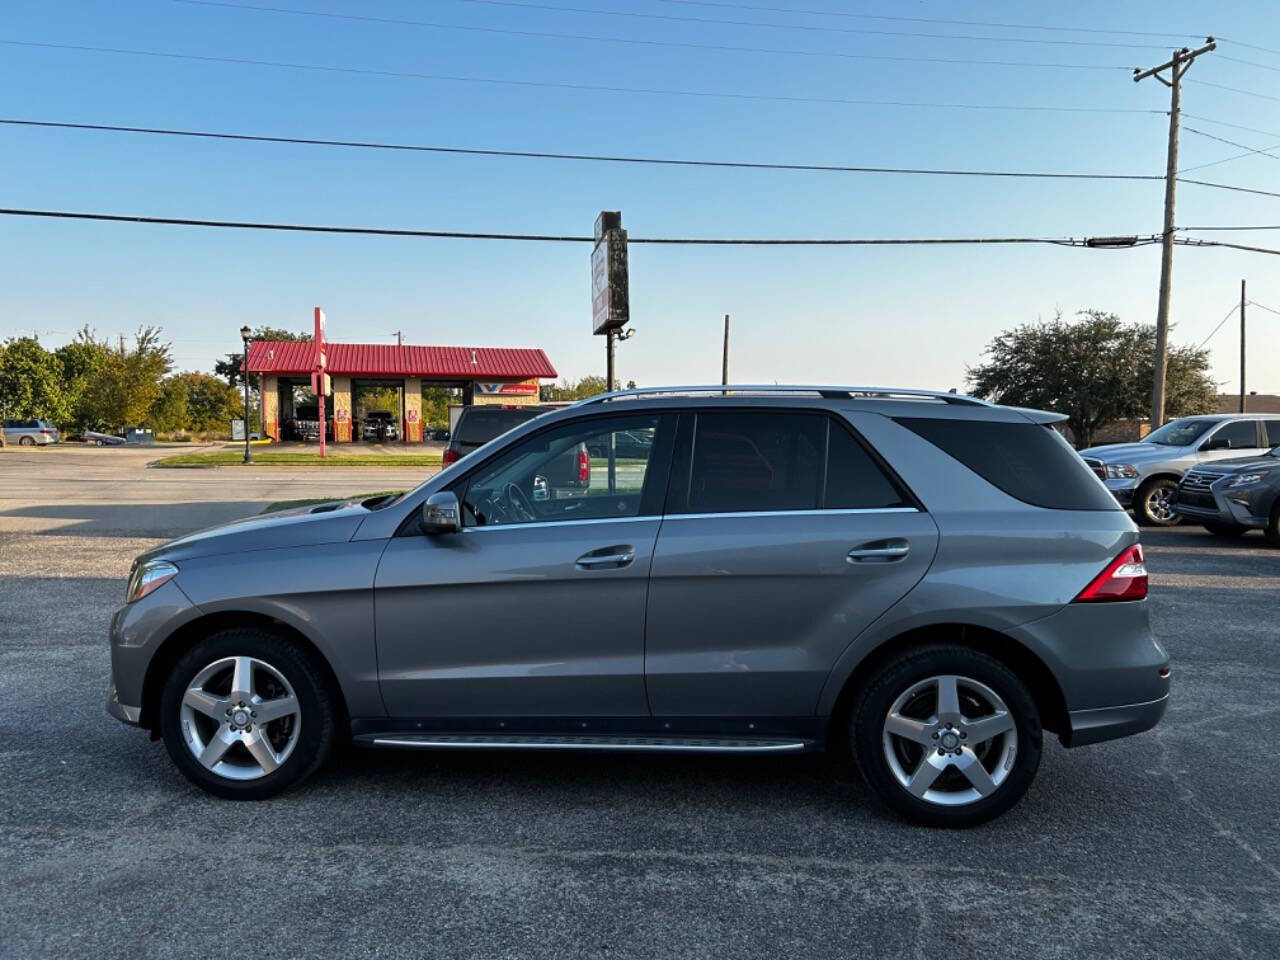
[245,340,557,380]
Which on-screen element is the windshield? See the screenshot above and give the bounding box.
[1143,419,1216,447]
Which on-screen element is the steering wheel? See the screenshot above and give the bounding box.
[503,482,537,523]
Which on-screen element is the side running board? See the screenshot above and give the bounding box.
[355,733,813,754]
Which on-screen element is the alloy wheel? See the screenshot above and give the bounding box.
[881,674,1017,807]
[179,656,302,781]
[1145,484,1178,524]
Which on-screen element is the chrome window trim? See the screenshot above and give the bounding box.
[461,505,919,533]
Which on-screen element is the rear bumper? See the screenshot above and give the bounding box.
[1063,693,1168,747]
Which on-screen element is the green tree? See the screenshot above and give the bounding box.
[83,328,173,431]
[0,337,70,423]
[148,376,191,433]
[182,372,242,432]
[540,375,611,401]
[55,327,112,430]
[967,310,1217,449]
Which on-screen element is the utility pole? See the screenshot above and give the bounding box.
[1134,37,1215,430]
[1240,279,1247,413]
[606,331,616,392]
[721,314,730,385]
[395,330,403,347]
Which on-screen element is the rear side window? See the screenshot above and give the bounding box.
[895,417,1117,511]
[1210,420,1259,450]
[825,420,911,509]
[455,408,541,444]
[1265,420,1280,447]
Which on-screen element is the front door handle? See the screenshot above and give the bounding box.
[847,539,910,564]
[576,546,635,570]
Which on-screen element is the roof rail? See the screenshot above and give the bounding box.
[572,384,990,407]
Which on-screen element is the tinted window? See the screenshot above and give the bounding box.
[1265,420,1280,447]
[896,417,1117,511]
[1143,418,1216,446]
[825,420,911,509]
[455,407,545,445]
[1208,420,1259,450]
[686,412,825,513]
[462,414,661,526]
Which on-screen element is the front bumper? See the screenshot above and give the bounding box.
[1174,483,1268,528]
[106,578,199,729]
[107,673,142,725]
[1103,477,1139,507]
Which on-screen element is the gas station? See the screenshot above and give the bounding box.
[245,314,556,444]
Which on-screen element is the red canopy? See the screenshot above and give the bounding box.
[246,340,556,380]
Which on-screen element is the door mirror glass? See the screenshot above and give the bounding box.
[420,491,461,534]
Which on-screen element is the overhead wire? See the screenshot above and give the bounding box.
[1179,126,1280,173]
[1196,302,1240,348]
[0,40,1165,114]
[172,0,1133,71]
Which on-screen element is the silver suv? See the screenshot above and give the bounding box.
[3,418,60,445]
[1079,414,1280,526]
[107,386,1169,827]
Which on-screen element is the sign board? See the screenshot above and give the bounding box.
[311,372,332,396]
[231,419,246,441]
[592,211,629,335]
[475,381,539,397]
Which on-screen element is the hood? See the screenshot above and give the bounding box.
[136,499,376,564]
[1077,442,1174,464]
[1187,454,1280,477]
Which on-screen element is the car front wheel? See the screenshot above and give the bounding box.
[1136,477,1181,526]
[852,646,1042,827]
[1203,521,1247,538]
[1265,503,1280,548]
[160,628,338,800]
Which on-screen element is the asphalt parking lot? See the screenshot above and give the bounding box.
[2,445,1278,959]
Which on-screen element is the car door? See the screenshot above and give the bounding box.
[1198,420,1267,464]
[644,410,939,717]
[374,411,675,719]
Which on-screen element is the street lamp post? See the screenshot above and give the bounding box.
[240,325,253,464]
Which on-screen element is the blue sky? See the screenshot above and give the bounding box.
[2,0,1279,393]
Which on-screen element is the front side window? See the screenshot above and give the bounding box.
[461,414,662,527]
[1143,419,1216,447]
[1265,420,1280,448]
[1207,420,1259,450]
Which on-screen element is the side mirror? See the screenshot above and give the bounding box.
[419,491,461,535]
[1202,437,1230,451]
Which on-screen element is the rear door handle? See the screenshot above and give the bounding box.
[576,546,635,570]
[847,539,910,563]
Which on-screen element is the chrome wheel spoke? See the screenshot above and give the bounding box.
[253,695,299,724]
[934,675,962,724]
[183,688,226,719]
[199,729,235,769]
[884,712,935,745]
[906,754,947,798]
[229,656,255,699]
[954,747,998,797]
[242,730,281,774]
[963,711,1014,746]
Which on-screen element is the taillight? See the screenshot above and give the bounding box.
[577,448,590,485]
[1074,545,1147,603]
[442,448,460,466]
[40,429,53,434]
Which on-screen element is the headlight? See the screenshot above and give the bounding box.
[1228,472,1271,488]
[126,560,178,602]
[1105,463,1138,479]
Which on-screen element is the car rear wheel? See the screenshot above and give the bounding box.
[1136,477,1181,526]
[160,628,338,800]
[851,646,1042,827]
[1203,521,1247,538]
[19,436,35,446]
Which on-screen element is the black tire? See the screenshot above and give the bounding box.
[1135,477,1181,527]
[19,436,35,447]
[851,646,1042,828]
[1202,521,1247,538]
[1265,502,1280,548]
[159,627,339,800]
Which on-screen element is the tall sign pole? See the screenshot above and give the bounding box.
[1240,279,1247,413]
[1133,37,1215,430]
[314,306,328,459]
[592,211,629,391]
[721,314,730,386]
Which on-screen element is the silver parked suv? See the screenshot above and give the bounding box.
[1079,414,1280,526]
[108,386,1169,827]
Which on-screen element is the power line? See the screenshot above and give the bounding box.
[174,0,1131,71]
[1186,78,1280,102]
[1174,238,1280,256]
[0,40,1166,114]
[1248,299,1280,317]
[649,0,1201,39]
[0,206,1154,247]
[1197,302,1239,348]
[0,118,1164,181]
[1217,53,1280,74]
[1216,37,1280,57]
[1182,113,1280,141]
[450,0,1174,49]
[1180,225,1280,231]
[1178,178,1280,201]
[1179,126,1280,173]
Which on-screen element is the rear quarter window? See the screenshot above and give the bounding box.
[455,408,541,444]
[895,417,1118,511]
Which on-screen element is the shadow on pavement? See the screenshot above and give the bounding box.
[0,501,267,537]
